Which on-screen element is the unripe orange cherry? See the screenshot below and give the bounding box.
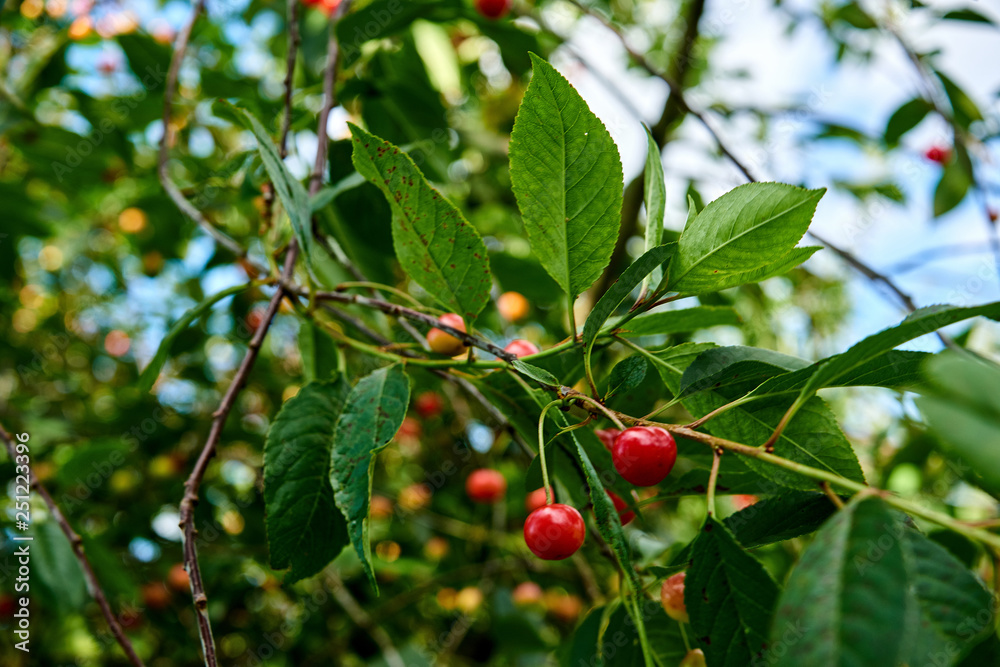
[660,572,689,623]
[504,339,540,358]
[497,291,529,321]
[512,581,543,606]
[427,313,468,356]
[466,468,507,504]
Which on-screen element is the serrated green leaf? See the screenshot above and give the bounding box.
[687,517,779,666]
[582,244,676,351]
[785,302,1000,407]
[679,346,810,398]
[643,128,666,292]
[736,245,821,284]
[331,365,411,593]
[917,352,1000,496]
[653,343,865,491]
[606,356,647,399]
[349,123,491,321]
[264,379,351,583]
[218,102,316,277]
[618,306,741,337]
[773,497,993,667]
[509,53,624,298]
[139,283,251,393]
[885,98,933,147]
[667,182,825,294]
[511,359,559,386]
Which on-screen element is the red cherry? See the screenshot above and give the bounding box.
[414,391,444,419]
[612,426,677,487]
[732,494,759,511]
[924,145,951,164]
[595,428,621,451]
[660,572,689,623]
[524,504,586,560]
[504,339,540,358]
[989,208,998,223]
[428,313,468,356]
[466,468,507,504]
[475,0,510,20]
[526,487,548,512]
[607,490,635,525]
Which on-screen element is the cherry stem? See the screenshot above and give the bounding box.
[571,393,626,430]
[678,619,692,652]
[537,400,565,505]
[706,449,722,517]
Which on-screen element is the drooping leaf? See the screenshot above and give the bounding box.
[934,146,973,218]
[331,365,411,592]
[218,102,317,277]
[509,53,624,298]
[264,379,351,583]
[667,183,825,294]
[884,98,933,147]
[511,359,559,386]
[917,352,1000,496]
[686,516,780,666]
[349,123,492,322]
[139,283,251,393]
[642,127,667,292]
[772,497,993,667]
[606,356,647,399]
[582,244,676,351]
[618,306,741,337]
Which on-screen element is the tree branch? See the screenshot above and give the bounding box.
[0,423,146,667]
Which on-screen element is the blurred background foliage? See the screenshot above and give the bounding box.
[0,0,998,664]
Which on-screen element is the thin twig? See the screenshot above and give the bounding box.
[279,0,301,159]
[327,571,406,667]
[0,423,146,667]
[158,0,247,259]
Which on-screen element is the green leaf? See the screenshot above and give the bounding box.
[299,319,341,383]
[936,71,984,129]
[670,492,839,566]
[600,604,689,666]
[667,182,824,294]
[218,102,316,278]
[511,359,559,386]
[560,606,608,667]
[782,302,1000,407]
[642,128,666,292]
[653,343,865,491]
[509,53,624,298]
[884,98,933,147]
[606,356,647,399]
[331,365,411,592]
[349,124,491,322]
[34,521,87,615]
[941,8,994,24]
[772,497,993,667]
[687,517,780,666]
[139,283,251,393]
[582,244,677,351]
[934,147,973,217]
[679,346,810,398]
[917,352,1000,496]
[618,306,740,337]
[264,379,351,583]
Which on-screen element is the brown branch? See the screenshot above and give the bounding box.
[279,0,301,159]
[158,0,248,259]
[0,423,146,667]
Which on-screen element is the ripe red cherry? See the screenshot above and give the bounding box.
[612,426,677,487]
[504,339,540,358]
[607,490,635,525]
[414,391,444,419]
[428,313,468,356]
[924,145,951,164]
[526,487,548,512]
[466,468,507,504]
[595,428,621,451]
[661,572,689,622]
[475,0,510,20]
[524,504,586,560]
